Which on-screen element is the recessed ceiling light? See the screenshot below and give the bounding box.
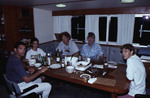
[121,0,134,3]
[56,4,66,8]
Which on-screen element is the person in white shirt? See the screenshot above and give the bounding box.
[56,32,79,57]
[118,44,146,98]
[26,38,46,60]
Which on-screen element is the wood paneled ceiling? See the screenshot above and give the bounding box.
[0,0,150,11]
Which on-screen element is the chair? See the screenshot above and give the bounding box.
[135,94,150,98]
[3,74,41,98]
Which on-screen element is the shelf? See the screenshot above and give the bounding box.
[19,30,32,33]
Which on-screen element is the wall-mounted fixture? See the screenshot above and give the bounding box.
[121,0,134,3]
[56,4,66,8]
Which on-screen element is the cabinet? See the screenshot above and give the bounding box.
[17,7,34,42]
[0,7,5,43]
[0,6,7,58]
[0,6,35,53]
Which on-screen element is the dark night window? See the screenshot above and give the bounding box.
[99,17,107,41]
[71,16,85,41]
[109,17,118,42]
[99,16,118,42]
[133,16,150,45]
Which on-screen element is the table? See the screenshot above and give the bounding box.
[43,63,130,98]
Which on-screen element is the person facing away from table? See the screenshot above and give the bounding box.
[118,44,146,98]
[81,32,105,61]
[26,37,46,60]
[56,31,79,57]
[6,41,51,98]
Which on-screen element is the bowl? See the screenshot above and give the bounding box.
[34,63,41,67]
[29,59,36,66]
[65,66,75,73]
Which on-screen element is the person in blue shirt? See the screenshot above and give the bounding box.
[6,41,51,98]
[81,32,105,62]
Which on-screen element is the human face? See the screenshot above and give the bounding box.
[14,45,26,58]
[32,41,39,49]
[88,37,94,47]
[121,48,133,60]
[62,35,69,45]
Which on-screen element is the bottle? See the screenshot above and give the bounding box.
[78,51,82,61]
[42,56,46,66]
[1,14,4,24]
[61,54,65,67]
[47,53,51,65]
[56,49,60,63]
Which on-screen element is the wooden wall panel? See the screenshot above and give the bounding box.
[53,7,150,16]
[3,5,18,52]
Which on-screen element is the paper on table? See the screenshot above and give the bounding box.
[93,64,103,69]
[108,65,117,68]
[140,55,150,60]
[141,59,150,63]
[88,78,97,84]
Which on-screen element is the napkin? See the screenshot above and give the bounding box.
[108,65,117,68]
[93,64,103,69]
[88,78,97,84]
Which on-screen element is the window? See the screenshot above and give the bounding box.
[109,17,118,42]
[99,17,107,41]
[71,16,85,41]
[99,16,118,43]
[133,14,150,45]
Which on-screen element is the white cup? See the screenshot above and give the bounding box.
[29,59,36,66]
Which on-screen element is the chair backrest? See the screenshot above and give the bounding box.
[3,74,21,97]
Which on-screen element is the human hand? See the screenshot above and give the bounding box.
[28,67,36,74]
[22,59,29,62]
[101,55,106,62]
[40,67,48,73]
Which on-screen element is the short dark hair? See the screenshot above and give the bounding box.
[121,44,135,54]
[87,32,95,40]
[60,32,71,40]
[14,41,26,49]
[87,32,95,39]
[30,37,39,44]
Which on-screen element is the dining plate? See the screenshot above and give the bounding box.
[80,74,91,79]
[75,63,92,71]
[107,61,117,66]
[49,64,61,69]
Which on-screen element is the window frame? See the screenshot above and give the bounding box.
[133,14,150,46]
[98,15,119,45]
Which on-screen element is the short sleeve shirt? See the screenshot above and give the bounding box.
[6,55,28,83]
[56,40,79,55]
[126,54,146,96]
[26,48,46,60]
[81,42,103,58]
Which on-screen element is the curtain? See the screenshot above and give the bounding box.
[85,15,100,43]
[117,14,135,45]
[53,16,72,39]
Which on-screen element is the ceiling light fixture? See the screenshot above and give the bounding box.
[121,0,134,3]
[56,4,66,8]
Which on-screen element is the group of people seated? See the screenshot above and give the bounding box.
[5,31,147,98]
[56,32,105,61]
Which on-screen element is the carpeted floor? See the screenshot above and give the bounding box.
[0,74,110,98]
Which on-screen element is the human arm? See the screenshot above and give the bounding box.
[100,54,106,62]
[126,59,134,81]
[97,44,104,56]
[71,41,79,56]
[22,67,48,83]
[25,50,31,60]
[73,52,79,57]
